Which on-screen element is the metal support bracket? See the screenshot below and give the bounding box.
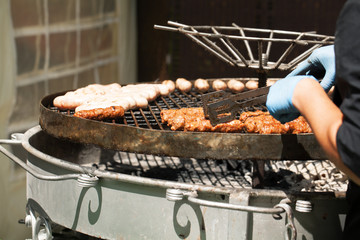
[166,188,297,240]
[0,134,99,187]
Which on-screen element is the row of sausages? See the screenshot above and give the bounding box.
[169,78,276,93]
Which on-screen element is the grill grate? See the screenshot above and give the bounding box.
[43,85,348,193]
[81,147,347,192]
[49,82,267,131]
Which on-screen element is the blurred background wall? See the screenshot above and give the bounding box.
[0,0,346,239]
[1,0,136,239]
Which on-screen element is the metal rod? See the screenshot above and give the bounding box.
[155,22,334,72]
[156,25,334,45]
[166,21,237,65]
[148,105,164,130]
[287,37,331,69]
[155,24,334,45]
[258,41,263,70]
[176,24,334,39]
[187,195,285,214]
[166,94,183,109]
[130,110,139,127]
[211,27,249,66]
[266,31,274,57]
[287,45,321,69]
[197,30,239,66]
[274,33,305,69]
[178,28,315,44]
[0,145,80,181]
[139,108,152,129]
[185,30,236,66]
[0,139,22,145]
[172,92,192,108]
[232,23,254,62]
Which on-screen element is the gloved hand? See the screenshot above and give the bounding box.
[287,45,335,92]
[266,75,317,123]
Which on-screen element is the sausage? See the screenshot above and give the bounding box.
[121,84,159,101]
[245,80,258,90]
[156,84,171,96]
[194,78,210,93]
[117,93,148,109]
[266,79,277,87]
[176,78,192,92]
[212,80,227,91]
[162,80,176,93]
[227,79,245,93]
[133,96,148,108]
[53,94,90,110]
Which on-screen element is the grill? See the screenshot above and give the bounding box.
[0,24,348,240]
[0,127,348,240]
[39,78,326,161]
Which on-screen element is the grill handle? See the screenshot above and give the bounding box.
[0,134,98,187]
[166,188,297,240]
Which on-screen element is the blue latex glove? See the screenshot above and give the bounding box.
[266,75,317,123]
[287,45,335,92]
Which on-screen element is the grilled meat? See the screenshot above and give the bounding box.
[161,108,312,134]
[241,111,290,134]
[161,108,244,132]
[287,116,312,134]
[73,106,125,120]
[240,110,312,134]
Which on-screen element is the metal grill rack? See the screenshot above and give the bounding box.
[154,21,334,84]
[79,147,347,193]
[50,79,266,132]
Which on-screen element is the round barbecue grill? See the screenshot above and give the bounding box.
[0,124,348,240]
[0,24,347,240]
[39,78,326,161]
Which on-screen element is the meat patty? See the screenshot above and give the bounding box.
[240,110,312,134]
[73,106,125,121]
[161,108,244,132]
[161,108,312,134]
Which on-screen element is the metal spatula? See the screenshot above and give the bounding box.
[201,86,270,125]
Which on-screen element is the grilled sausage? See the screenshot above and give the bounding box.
[245,80,258,90]
[176,78,192,92]
[212,80,227,91]
[266,79,277,86]
[227,79,245,93]
[162,80,176,93]
[194,78,210,93]
[156,84,171,96]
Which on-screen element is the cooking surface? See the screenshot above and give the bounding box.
[43,79,277,130]
[39,79,327,160]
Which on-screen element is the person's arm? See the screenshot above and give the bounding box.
[292,78,360,185]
